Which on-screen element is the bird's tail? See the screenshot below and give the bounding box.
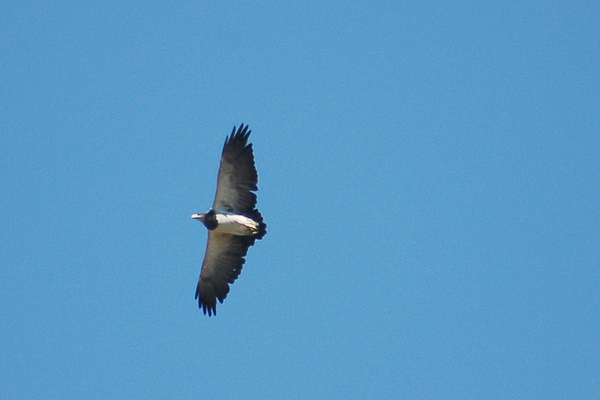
[249,209,267,239]
[256,222,267,239]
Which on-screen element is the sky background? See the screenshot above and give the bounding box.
[1,1,599,399]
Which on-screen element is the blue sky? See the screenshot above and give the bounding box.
[1,1,599,398]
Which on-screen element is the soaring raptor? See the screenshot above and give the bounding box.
[191,124,266,316]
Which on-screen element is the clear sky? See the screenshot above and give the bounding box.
[1,1,599,399]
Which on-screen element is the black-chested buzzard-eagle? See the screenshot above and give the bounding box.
[191,124,266,316]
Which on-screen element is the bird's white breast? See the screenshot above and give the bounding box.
[214,213,259,236]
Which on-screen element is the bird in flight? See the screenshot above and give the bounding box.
[191,124,266,316]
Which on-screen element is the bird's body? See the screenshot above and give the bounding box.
[191,124,266,316]
[192,211,263,236]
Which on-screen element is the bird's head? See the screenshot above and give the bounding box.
[191,210,218,230]
[191,213,206,222]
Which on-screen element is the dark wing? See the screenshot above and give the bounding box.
[195,231,256,316]
[212,124,258,214]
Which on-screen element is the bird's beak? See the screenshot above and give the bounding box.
[191,213,202,220]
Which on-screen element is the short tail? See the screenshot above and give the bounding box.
[249,209,267,239]
[256,221,267,239]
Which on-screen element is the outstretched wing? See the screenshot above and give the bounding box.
[212,124,258,214]
[195,231,256,316]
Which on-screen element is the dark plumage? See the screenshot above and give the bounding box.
[191,124,266,316]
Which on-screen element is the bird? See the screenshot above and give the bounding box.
[191,124,266,316]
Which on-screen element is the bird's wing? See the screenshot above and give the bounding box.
[195,231,256,316]
[212,124,258,214]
